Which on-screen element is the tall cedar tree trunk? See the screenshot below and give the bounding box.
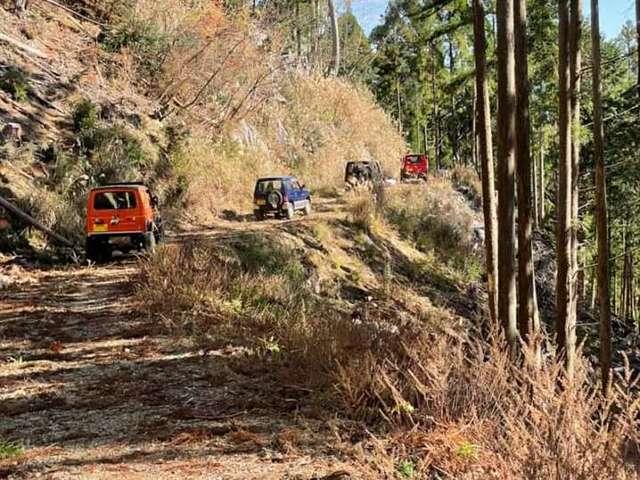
[556,0,574,376]
[625,251,633,321]
[514,0,541,353]
[621,239,628,320]
[424,123,429,156]
[295,0,302,64]
[431,47,441,170]
[496,0,519,350]
[636,0,640,96]
[312,0,320,69]
[569,0,582,369]
[396,79,403,133]
[538,143,545,222]
[533,145,539,228]
[612,263,617,315]
[627,249,636,325]
[590,266,597,309]
[449,42,460,164]
[327,0,340,76]
[623,246,635,323]
[472,82,478,171]
[472,0,499,328]
[621,226,626,319]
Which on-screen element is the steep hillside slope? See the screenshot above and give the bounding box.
[0,1,404,252]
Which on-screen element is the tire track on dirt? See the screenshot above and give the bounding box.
[0,196,371,480]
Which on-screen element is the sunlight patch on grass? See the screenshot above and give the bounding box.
[0,440,24,460]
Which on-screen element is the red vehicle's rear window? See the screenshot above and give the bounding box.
[93,191,137,210]
[405,155,425,164]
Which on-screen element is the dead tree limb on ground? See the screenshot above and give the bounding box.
[0,32,47,59]
[0,195,75,248]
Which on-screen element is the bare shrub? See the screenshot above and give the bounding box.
[267,75,404,186]
[384,180,480,274]
[12,184,84,245]
[451,165,483,208]
[136,237,373,376]
[346,192,377,231]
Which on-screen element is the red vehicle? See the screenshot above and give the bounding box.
[400,153,429,182]
[85,183,163,261]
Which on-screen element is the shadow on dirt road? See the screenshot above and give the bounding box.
[0,196,369,480]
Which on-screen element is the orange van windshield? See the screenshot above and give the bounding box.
[93,191,138,210]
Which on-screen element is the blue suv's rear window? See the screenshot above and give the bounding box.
[256,180,283,193]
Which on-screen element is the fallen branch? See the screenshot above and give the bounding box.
[0,94,52,129]
[31,90,66,114]
[0,195,75,247]
[175,39,245,110]
[36,0,107,27]
[0,32,48,59]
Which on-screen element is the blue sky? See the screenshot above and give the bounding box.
[350,0,635,38]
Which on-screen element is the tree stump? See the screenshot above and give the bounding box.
[1,123,24,145]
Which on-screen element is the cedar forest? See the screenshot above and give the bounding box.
[271,0,640,385]
[366,0,640,389]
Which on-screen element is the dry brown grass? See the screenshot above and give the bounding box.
[451,165,483,208]
[117,0,404,221]
[345,192,378,231]
[139,239,640,478]
[384,181,482,279]
[136,213,640,479]
[136,237,370,378]
[170,72,405,222]
[336,327,640,478]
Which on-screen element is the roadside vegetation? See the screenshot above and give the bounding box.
[0,440,23,461]
[137,187,640,477]
[383,178,482,278]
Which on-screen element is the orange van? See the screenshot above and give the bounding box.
[85,183,163,261]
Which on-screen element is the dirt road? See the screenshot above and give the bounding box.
[0,197,373,480]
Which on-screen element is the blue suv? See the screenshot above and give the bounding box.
[253,176,312,220]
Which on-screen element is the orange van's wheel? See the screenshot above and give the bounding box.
[86,237,110,263]
[153,223,165,244]
[143,232,156,253]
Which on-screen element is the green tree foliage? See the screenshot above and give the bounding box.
[369,0,477,163]
[366,0,639,331]
[367,0,563,167]
[338,11,372,79]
